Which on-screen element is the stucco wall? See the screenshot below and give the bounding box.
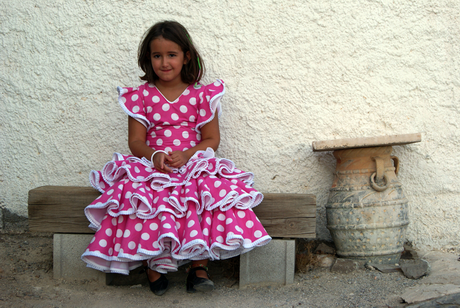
[1,0,459,251]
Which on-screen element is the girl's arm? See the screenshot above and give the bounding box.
[128,116,172,173]
[168,116,220,168]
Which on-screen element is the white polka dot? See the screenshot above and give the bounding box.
[214,81,221,86]
[190,141,196,147]
[173,139,181,146]
[200,109,206,117]
[190,230,198,237]
[236,226,244,233]
[246,220,254,228]
[121,97,126,104]
[141,233,150,240]
[116,229,123,237]
[118,216,124,223]
[217,225,224,232]
[112,218,117,226]
[161,215,167,221]
[183,89,190,95]
[165,147,172,153]
[125,192,132,199]
[182,131,189,139]
[203,228,209,236]
[135,223,143,231]
[134,166,140,173]
[219,189,226,197]
[105,229,113,236]
[243,239,252,246]
[107,189,114,195]
[123,230,130,238]
[162,104,170,111]
[98,239,107,247]
[238,211,246,218]
[90,237,95,244]
[217,214,225,221]
[115,243,121,252]
[143,89,149,96]
[180,106,188,113]
[132,94,139,101]
[152,242,159,249]
[153,113,161,121]
[226,218,233,224]
[147,106,152,113]
[132,106,140,113]
[206,217,212,225]
[216,236,224,243]
[171,113,179,121]
[188,220,195,228]
[189,115,196,122]
[108,248,113,255]
[152,96,160,103]
[176,222,181,229]
[196,134,202,141]
[213,181,222,188]
[189,97,196,105]
[128,241,136,250]
[164,223,171,229]
[254,230,262,238]
[163,130,171,138]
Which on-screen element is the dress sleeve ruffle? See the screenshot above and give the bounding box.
[117,85,150,128]
[196,79,225,131]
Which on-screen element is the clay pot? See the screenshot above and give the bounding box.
[326,146,409,264]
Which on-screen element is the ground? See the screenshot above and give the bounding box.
[0,232,432,308]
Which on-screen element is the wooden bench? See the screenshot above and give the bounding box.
[28,186,316,286]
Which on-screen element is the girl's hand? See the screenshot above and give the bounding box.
[153,152,173,173]
[168,150,191,168]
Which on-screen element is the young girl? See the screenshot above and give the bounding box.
[81,20,271,295]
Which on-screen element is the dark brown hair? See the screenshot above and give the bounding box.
[138,21,204,84]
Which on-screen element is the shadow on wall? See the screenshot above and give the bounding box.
[0,207,28,233]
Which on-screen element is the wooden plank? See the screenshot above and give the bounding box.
[28,186,100,234]
[28,186,316,238]
[253,193,316,238]
[312,133,422,152]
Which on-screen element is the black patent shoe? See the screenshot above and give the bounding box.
[143,267,169,296]
[186,266,214,293]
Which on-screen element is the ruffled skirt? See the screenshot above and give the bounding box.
[81,148,271,274]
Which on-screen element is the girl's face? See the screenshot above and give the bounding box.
[150,36,189,86]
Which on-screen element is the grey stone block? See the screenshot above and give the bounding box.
[239,239,295,288]
[53,234,107,284]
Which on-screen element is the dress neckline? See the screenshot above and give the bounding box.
[153,84,191,104]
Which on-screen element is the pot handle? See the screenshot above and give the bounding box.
[370,156,388,192]
[391,155,400,175]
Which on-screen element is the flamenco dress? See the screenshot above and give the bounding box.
[81,79,271,274]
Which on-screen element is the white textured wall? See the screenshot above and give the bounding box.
[1,0,459,251]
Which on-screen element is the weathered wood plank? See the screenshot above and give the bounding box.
[28,186,100,234]
[28,186,316,238]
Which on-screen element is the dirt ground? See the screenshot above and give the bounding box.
[0,232,426,308]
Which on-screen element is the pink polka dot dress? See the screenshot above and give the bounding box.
[81,80,271,274]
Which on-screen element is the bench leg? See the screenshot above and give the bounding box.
[53,234,108,284]
[239,239,295,288]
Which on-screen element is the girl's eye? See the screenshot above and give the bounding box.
[152,55,160,59]
[168,54,176,58]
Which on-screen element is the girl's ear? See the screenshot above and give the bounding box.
[184,51,191,64]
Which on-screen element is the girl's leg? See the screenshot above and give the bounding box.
[142,260,162,282]
[191,259,210,279]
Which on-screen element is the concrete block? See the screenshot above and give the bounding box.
[239,239,295,288]
[53,234,107,284]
